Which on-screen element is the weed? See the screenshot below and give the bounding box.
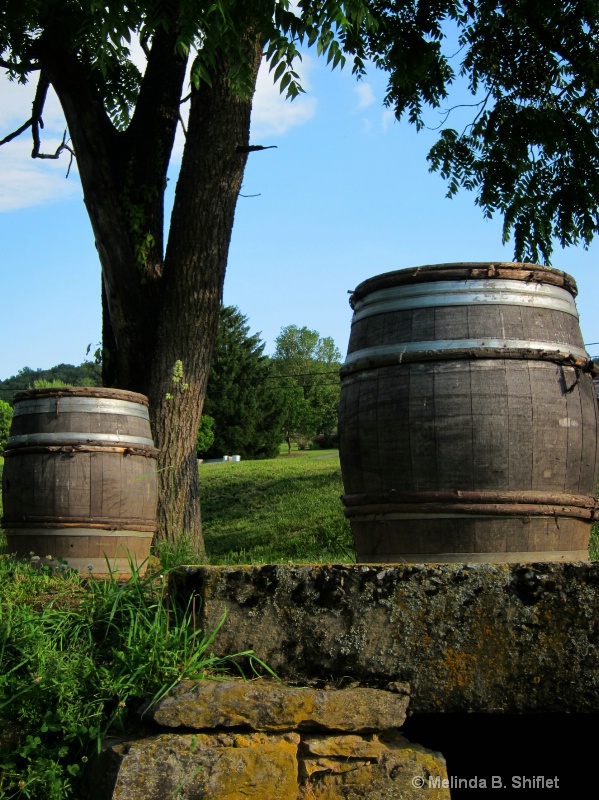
[590,525,599,560]
[0,557,258,799]
[153,533,205,571]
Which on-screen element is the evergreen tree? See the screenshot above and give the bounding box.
[203,307,284,459]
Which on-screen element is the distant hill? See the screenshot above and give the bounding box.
[0,363,102,405]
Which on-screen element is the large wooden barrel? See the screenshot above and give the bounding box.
[339,262,599,563]
[1,387,158,575]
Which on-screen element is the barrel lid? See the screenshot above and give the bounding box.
[349,262,578,308]
[12,386,150,407]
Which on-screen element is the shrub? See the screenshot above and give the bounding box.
[314,433,338,449]
[196,413,216,455]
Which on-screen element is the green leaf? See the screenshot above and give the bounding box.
[273,60,287,84]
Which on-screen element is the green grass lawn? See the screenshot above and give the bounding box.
[200,449,354,564]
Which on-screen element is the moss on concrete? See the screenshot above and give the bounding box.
[171,562,599,713]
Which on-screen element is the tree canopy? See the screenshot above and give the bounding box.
[427,0,599,262]
[272,325,342,452]
[2,0,599,553]
[3,1,598,262]
[0,363,101,406]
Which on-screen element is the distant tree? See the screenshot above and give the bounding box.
[203,307,284,459]
[0,399,12,452]
[274,326,341,384]
[273,325,342,452]
[0,362,101,405]
[276,380,317,454]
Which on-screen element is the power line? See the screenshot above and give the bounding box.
[263,371,341,379]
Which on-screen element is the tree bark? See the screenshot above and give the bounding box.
[35,26,187,391]
[149,32,263,553]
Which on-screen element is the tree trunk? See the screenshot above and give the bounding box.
[149,34,263,553]
[35,27,187,394]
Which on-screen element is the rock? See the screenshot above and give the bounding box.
[301,734,385,759]
[94,731,300,800]
[146,678,409,732]
[90,730,449,800]
[298,732,449,799]
[170,562,599,713]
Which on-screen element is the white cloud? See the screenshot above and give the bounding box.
[250,57,317,138]
[0,137,80,211]
[355,82,375,109]
[0,72,81,211]
[0,73,67,134]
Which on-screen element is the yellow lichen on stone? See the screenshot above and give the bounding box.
[298,732,449,800]
[299,757,371,779]
[301,734,384,759]
[148,678,409,732]
[441,648,476,690]
[109,732,300,800]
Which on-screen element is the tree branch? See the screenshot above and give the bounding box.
[235,145,277,153]
[30,72,50,154]
[32,127,75,169]
[0,57,40,74]
[178,110,188,138]
[0,70,73,167]
[0,118,33,146]
[140,31,151,59]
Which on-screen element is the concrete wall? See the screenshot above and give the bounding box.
[171,561,599,714]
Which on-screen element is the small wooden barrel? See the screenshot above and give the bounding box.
[339,262,599,563]
[1,387,158,575]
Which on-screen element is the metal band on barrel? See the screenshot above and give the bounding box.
[355,551,588,563]
[344,508,596,520]
[351,279,578,322]
[342,490,598,508]
[344,339,590,366]
[7,432,155,447]
[5,526,156,534]
[12,397,151,420]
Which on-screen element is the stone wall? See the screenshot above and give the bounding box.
[92,680,449,800]
[170,562,599,714]
[93,562,599,797]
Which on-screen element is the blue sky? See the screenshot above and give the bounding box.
[1,48,598,381]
